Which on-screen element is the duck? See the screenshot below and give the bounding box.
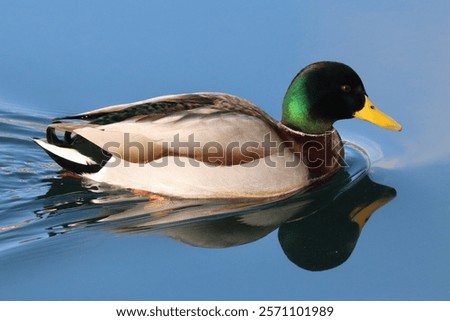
[34,61,401,198]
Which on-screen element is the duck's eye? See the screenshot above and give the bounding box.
[341,85,352,93]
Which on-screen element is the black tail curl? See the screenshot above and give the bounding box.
[43,126,112,174]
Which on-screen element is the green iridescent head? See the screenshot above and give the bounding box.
[282,61,402,134]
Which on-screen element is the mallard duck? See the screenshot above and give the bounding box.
[34,61,401,198]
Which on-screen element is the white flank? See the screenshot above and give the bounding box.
[85,153,309,198]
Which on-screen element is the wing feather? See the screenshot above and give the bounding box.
[39,93,284,169]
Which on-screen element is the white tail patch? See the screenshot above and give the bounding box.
[33,139,97,165]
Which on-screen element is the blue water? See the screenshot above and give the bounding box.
[0,1,449,300]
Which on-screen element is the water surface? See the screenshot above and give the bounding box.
[0,0,449,300]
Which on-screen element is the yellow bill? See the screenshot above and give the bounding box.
[354,96,402,131]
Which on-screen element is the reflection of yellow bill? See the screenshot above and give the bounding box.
[352,193,395,230]
[354,96,402,131]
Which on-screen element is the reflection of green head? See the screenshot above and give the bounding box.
[278,175,396,271]
[278,209,360,271]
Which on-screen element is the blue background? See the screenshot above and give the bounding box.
[0,0,449,300]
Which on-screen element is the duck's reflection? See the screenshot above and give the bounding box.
[37,145,396,271]
[278,175,395,271]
